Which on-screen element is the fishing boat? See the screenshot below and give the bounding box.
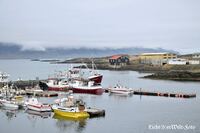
[40,78,70,91]
[0,82,20,110]
[26,98,52,112]
[81,61,103,84]
[68,68,81,79]
[108,85,133,96]
[52,106,89,119]
[14,95,24,100]
[0,99,19,110]
[70,80,104,95]
[25,85,44,95]
[52,95,89,119]
[88,74,103,85]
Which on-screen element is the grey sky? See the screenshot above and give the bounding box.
[0,0,200,53]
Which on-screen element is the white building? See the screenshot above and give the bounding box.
[168,58,187,65]
[192,53,200,59]
[189,60,200,65]
[139,52,177,66]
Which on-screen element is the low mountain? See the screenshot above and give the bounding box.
[0,42,179,59]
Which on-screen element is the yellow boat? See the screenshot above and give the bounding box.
[14,95,24,100]
[52,105,89,119]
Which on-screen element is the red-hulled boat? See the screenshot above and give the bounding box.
[88,74,103,84]
[81,61,103,84]
[70,80,104,95]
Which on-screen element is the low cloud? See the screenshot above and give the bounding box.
[20,41,46,51]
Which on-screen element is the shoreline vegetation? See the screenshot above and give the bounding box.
[53,56,200,81]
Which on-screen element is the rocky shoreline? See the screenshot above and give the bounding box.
[143,71,200,81]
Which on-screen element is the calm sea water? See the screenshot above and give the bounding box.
[0,59,200,133]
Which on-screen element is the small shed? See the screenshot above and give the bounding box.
[109,55,129,65]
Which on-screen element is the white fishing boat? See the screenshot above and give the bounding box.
[25,85,44,95]
[0,99,19,110]
[68,67,81,79]
[108,85,133,96]
[54,97,69,106]
[26,98,52,112]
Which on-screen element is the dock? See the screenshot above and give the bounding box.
[0,80,45,89]
[86,107,105,118]
[133,90,196,98]
[26,91,58,97]
[36,92,58,97]
[104,88,196,98]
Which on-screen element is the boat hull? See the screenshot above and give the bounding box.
[72,87,104,95]
[27,104,52,112]
[39,81,70,92]
[108,86,133,96]
[2,102,19,110]
[109,90,132,95]
[48,86,70,92]
[53,109,89,119]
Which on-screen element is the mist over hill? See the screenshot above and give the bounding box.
[0,42,178,59]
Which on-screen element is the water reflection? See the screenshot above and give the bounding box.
[25,109,52,119]
[5,110,17,120]
[0,107,18,120]
[108,93,132,98]
[53,114,87,133]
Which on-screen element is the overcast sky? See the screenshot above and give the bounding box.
[0,0,200,53]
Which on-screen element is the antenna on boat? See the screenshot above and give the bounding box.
[89,58,99,74]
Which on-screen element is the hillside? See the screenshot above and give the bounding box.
[0,42,178,59]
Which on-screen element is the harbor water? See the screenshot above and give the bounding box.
[0,59,200,133]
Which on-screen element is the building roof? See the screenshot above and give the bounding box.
[140,52,176,56]
[109,55,123,60]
